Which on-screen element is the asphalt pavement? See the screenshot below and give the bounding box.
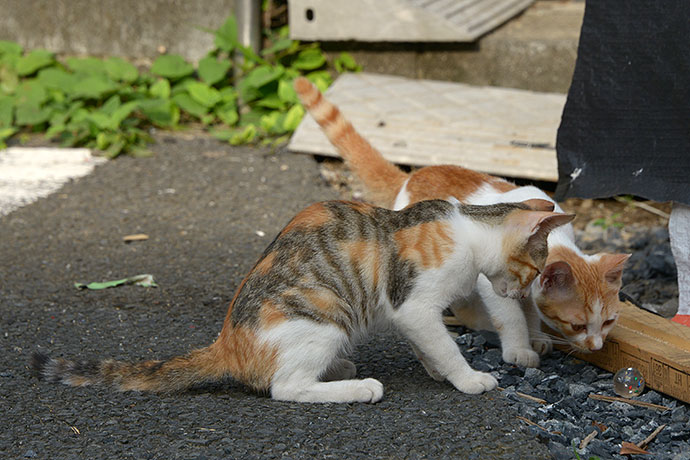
[0,133,552,459]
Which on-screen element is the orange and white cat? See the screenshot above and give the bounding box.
[294,77,630,368]
[33,199,572,403]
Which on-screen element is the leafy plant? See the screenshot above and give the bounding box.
[591,212,624,230]
[0,16,360,154]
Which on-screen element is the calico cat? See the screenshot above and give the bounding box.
[32,198,572,403]
[294,77,630,368]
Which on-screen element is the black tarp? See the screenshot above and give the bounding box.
[555,1,690,205]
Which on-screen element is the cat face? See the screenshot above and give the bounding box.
[532,248,630,352]
[486,204,575,300]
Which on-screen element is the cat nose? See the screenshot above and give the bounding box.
[587,337,603,351]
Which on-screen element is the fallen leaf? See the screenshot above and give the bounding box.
[620,442,651,455]
[123,233,149,242]
[74,274,157,290]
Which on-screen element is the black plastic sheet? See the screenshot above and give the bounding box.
[555,1,690,205]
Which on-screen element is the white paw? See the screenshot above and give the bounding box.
[503,348,540,368]
[531,337,553,355]
[452,371,498,394]
[352,378,384,403]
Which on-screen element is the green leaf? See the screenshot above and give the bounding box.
[74,274,157,290]
[172,93,209,119]
[0,95,13,126]
[139,98,179,127]
[242,65,284,89]
[100,95,122,115]
[37,68,77,93]
[16,49,55,76]
[187,81,222,108]
[261,38,294,56]
[71,74,118,99]
[151,55,194,80]
[334,52,361,73]
[255,93,284,110]
[282,104,305,132]
[87,111,113,130]
[277,79,298,104]
[219,86,237,104]
[229,124,257,145]
[15,104,52,126]
[171,77,196,96]
[215,102,239,126]
[292,48,326,70]
[0,64,19,94]
[104,57,139,82]
[307,70,332,92]
[149,79,171,99]
[0,40,22,57]
[110,101,139,127]
[66,57,107,75]
[198,56,231,85]
[14,80,48,106]
[214,15,238,52]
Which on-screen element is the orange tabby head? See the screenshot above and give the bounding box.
[488,203,574,299]
[532,248,631,352]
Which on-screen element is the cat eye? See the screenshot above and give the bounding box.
[603,319,616,327]
[570,323,587,333]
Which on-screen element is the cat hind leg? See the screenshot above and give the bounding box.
[264,320,382,403]
[322,358,357,381]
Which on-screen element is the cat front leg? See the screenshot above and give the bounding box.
[393,301,498,394]
[409,343,444,381]
[524,300,552,355]
[475,276,540,368]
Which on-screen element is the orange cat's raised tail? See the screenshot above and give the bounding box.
[294,77,408,206]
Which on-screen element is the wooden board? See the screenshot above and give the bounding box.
[564,302,690,404]
[288,72,563,182]
[289,0,533,42]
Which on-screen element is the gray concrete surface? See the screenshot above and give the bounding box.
[323,1,584,92]
[0,133,552,459]
[0,1,582,91]
[0,0,236,62]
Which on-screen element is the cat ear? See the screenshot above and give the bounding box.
[540,260,576,292]
[599,253,631,284]
[524,212,576,255]
[520,199,555,212]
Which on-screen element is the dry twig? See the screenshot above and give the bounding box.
[638,424,666,449]
[579,430,598,450]
[497,387,547,405]
[588,394,670,411]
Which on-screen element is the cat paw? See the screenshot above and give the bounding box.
[452,371,498,394]
[531,338,553,356]
[503,348,540,368]
[352,378,384,403]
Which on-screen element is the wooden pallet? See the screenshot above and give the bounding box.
[289,72,563,181]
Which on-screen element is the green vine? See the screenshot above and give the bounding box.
[0,15,360,156]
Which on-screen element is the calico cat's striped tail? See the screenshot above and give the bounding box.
[31,345,229,393]
[294,77,408,207]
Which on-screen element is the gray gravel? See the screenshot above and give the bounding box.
[1,134,552,459]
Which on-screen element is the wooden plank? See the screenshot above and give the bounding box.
[288,0,533,42]
[289,72,563,181]
[562,302,690,404]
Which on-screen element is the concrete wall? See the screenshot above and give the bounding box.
[0,0,236,62]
